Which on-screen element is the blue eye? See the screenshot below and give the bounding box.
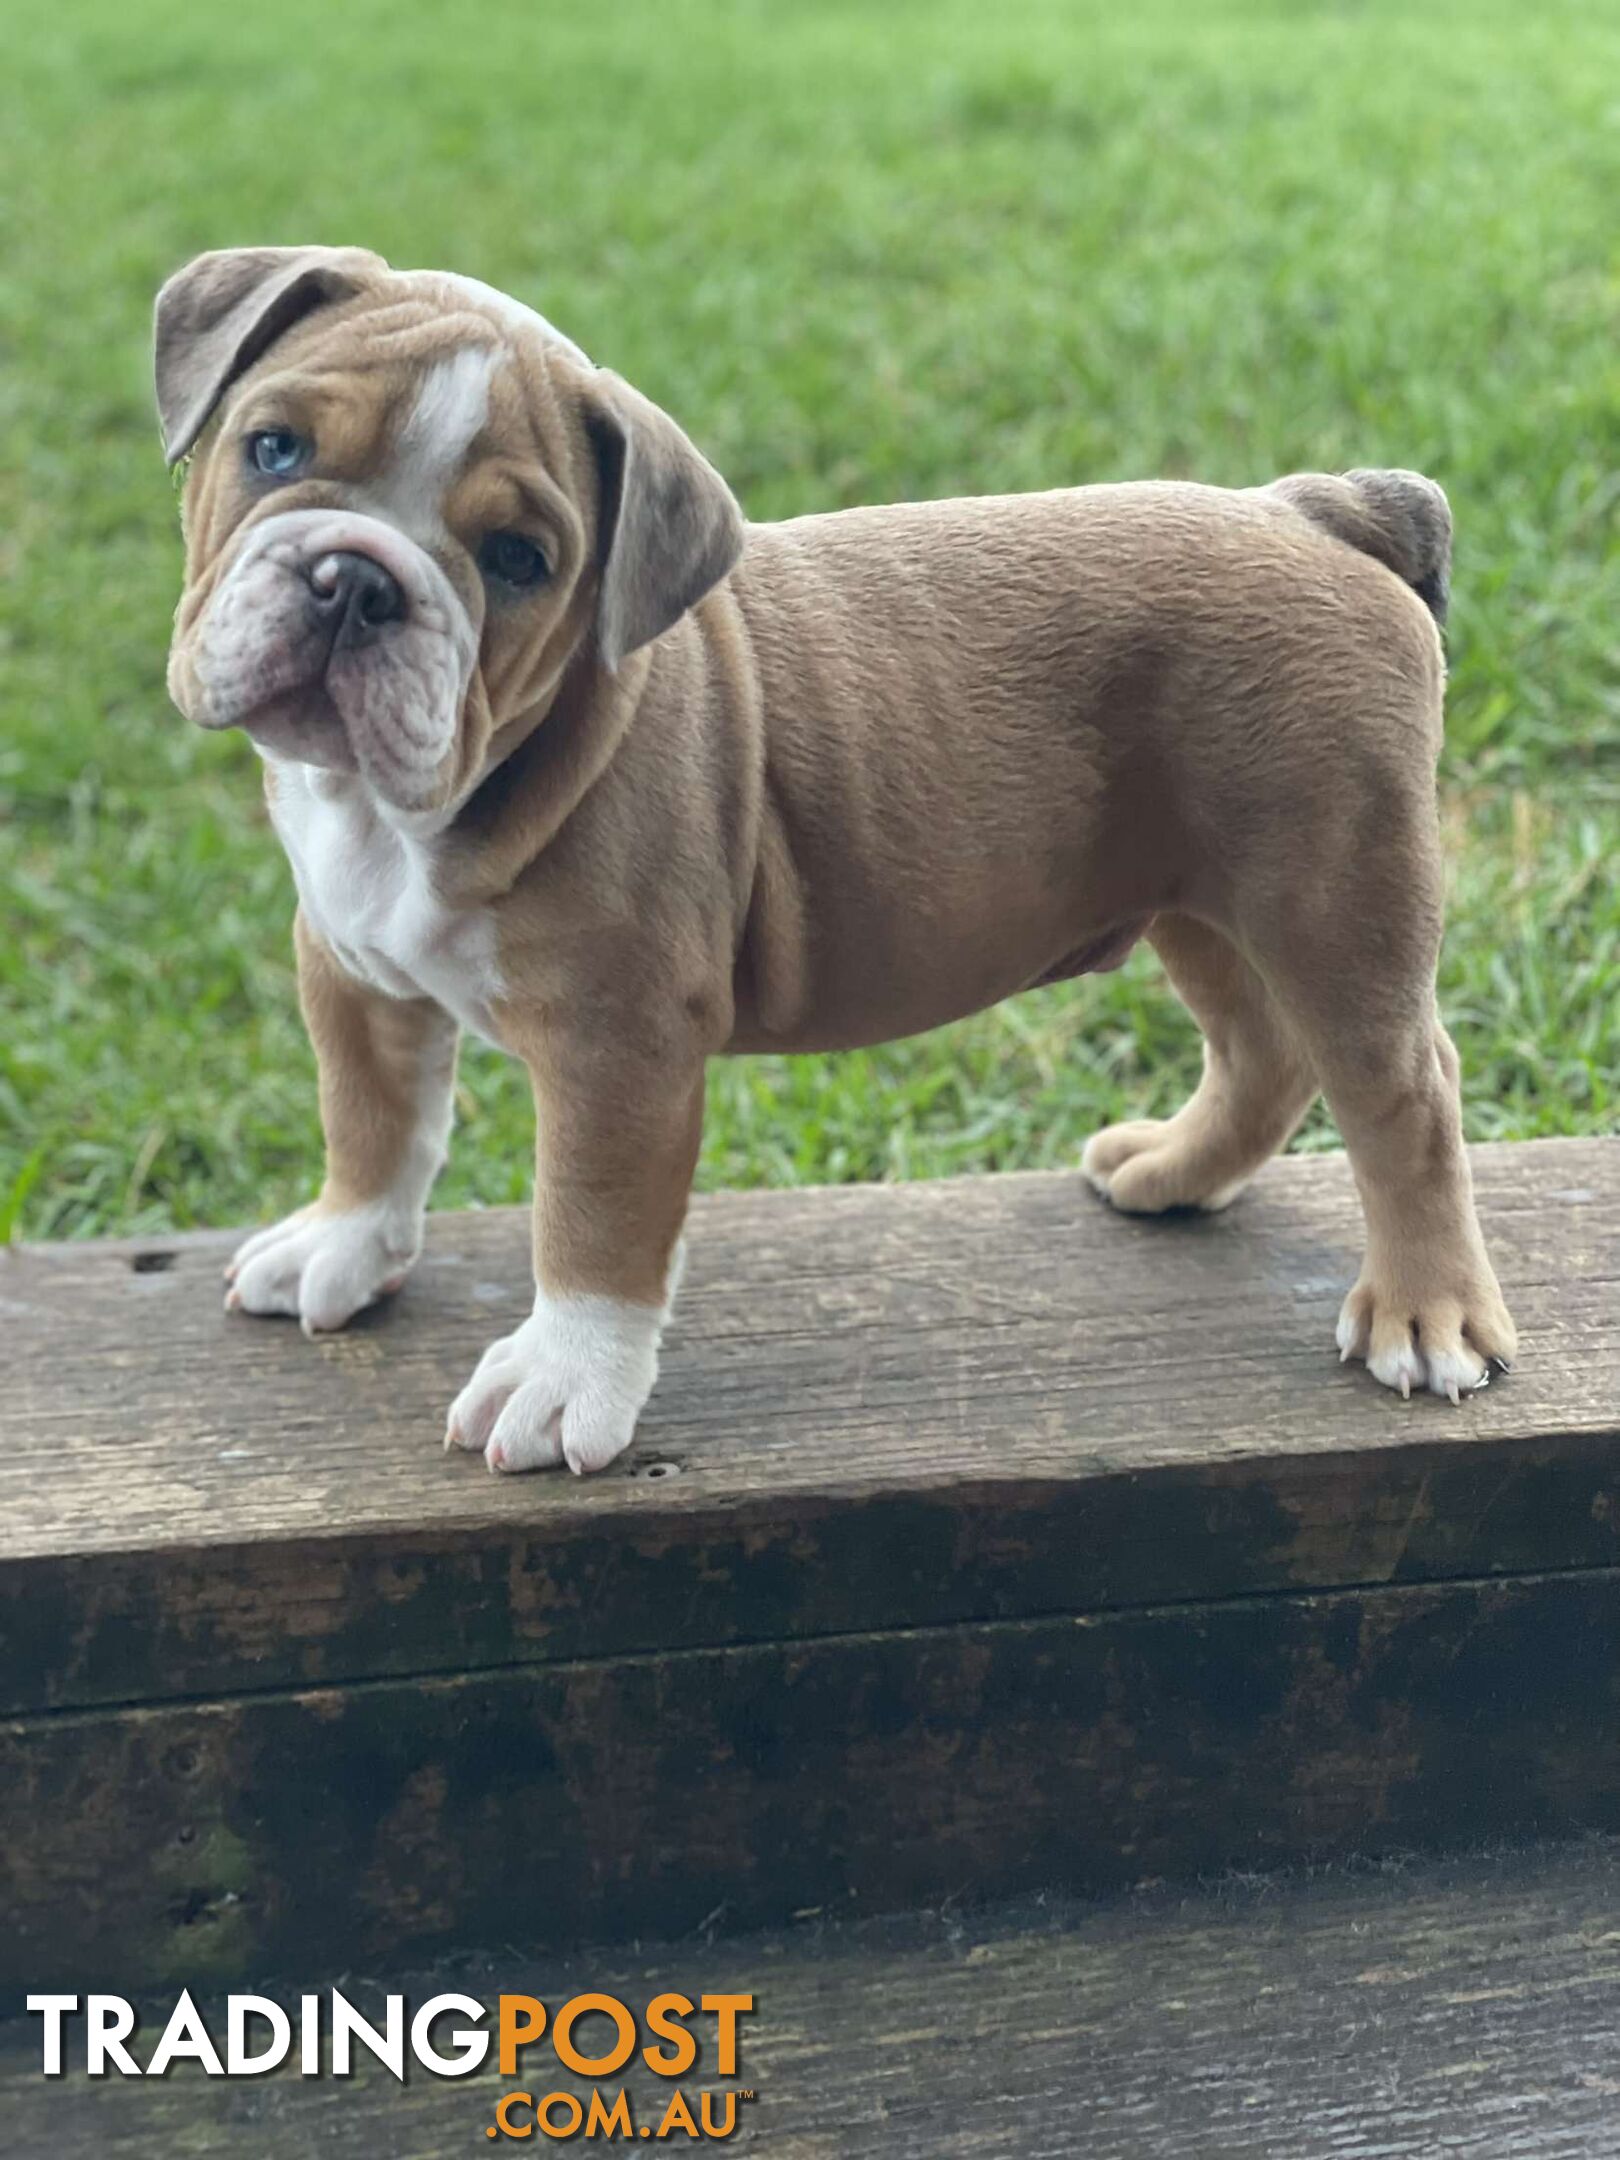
[247,428,309,477]
[477,531,551,589]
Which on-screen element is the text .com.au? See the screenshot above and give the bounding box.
[27,1988,758,2142]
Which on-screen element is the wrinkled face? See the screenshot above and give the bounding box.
[167,276,604,821]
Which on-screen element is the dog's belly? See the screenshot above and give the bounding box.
[1028,919,1152,985]
[266,760,504,1039]
[728,901,1157,1055]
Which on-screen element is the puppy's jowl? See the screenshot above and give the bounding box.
[157,245,1516,1473]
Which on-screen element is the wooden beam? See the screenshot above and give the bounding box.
[3,1140,1616,1715]
[8,1565,1620,1990]
[3,1139,1617,1988]
[3,1839,1618,2156]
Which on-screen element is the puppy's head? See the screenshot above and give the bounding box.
[156,247,743,822]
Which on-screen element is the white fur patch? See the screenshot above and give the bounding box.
[445,1277,674,1475]
[1335,1298,1490,1403]
[434,273,592,369]
[268,758,505,1040]
[1420,1342,1490,1404]
[1363,1330,1428,1401]
[370,346,498,542]
[227,1021,457,1333]
[229,1199,413,1334]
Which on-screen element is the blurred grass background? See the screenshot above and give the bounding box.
[1,0,1616,1240]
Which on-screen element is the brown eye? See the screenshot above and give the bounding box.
[478,531,551,589]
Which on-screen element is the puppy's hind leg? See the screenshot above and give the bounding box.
[1083,914,1319,1214]
[1244,853,1515,1403]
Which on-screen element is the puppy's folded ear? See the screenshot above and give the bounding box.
[585,372,745,671]
[154,245,387,465]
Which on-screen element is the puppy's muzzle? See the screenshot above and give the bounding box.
[179,507,479,814]
[309,550,408,649]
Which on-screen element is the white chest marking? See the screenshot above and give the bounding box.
[268,764,504,1041]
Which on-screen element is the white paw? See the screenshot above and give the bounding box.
[1418,1341,1491,1405]
[225,1201,420,1335]
[444,1291,663,1475]
[1360,1326,1433,1400]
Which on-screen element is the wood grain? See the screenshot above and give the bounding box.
[4,1838,1618,2157]
[8,1565,1620,1991]
[2,1140,1616,1714]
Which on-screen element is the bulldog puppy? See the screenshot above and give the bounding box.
[156,245,1517,1473]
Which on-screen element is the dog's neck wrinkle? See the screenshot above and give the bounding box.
[446,645,647,895]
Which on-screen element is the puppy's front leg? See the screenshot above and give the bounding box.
[446,1009,706,1475]
[227,910,458,1332]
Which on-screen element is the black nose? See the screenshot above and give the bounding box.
[307,551,407,645]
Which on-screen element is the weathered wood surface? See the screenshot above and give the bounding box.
[6,1140,1619,1992]
[3,1139,1616,1714]
[8,1564,1620,1991]
[5,1839,1619,2157]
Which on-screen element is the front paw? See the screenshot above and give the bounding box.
[444,1292,662,1475]
[224,1201,420,1335]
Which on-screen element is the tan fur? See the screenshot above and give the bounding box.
[294,908,457,1212]
[161,248,1516,1454]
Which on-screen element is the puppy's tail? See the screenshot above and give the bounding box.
[1270,468,1451,626]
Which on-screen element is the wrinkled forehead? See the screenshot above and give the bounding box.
[219,270,595,532]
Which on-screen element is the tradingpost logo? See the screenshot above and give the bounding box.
[28,1988,757,2142]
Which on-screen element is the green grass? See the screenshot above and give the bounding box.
[2,0,1617,1240]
